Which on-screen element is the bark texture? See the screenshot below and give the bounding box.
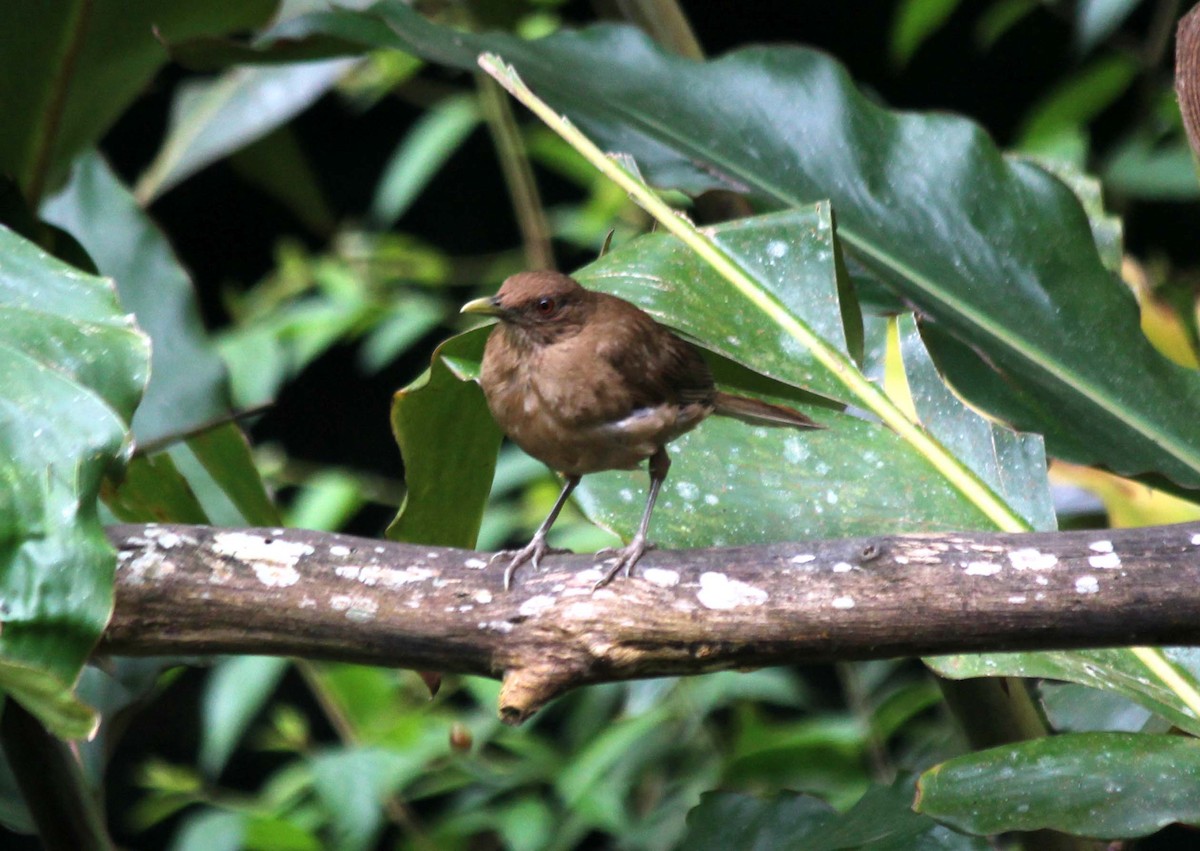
[103,522,1200,723]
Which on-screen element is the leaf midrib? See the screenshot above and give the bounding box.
[513,44,1200,477]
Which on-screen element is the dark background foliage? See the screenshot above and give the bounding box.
[5,0,1199,848]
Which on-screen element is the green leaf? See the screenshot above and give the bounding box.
[386,330,502,548]
[333,6,1200,491]
[684,779,986,850]
[569,212,992,544]
[187,423,282,527]
[975,0,1037,49]
[0,663,98,740]
[925,648,1200,738]
[170,809,246,851]
[1022,157,1123,273]
[243,814,322,851]
[579,206,859,402]
[0,0,278,200]
[201,656,290,778]
[0,223,148,732]
[103,452,210,525]
[899,316,1055,532]
[369,93,481,228]
[42,151,232,446]
[309,746,436,851]
[1105,132,1200,200]
[578,409,989,547]
[285,471,367,531]
[890,0,960,67]
[135,59,357,203]
[916,732,1200,838]
[1017,55,1138,154]
[1039,682,1153,733]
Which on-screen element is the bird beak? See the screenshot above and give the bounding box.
[460,295,503,317]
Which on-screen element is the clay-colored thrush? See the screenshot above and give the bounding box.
[462,271,822,590]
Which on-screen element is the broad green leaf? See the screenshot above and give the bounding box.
[1025,157,1123,273]
[898,316,1055,532]
[1039,683,1153,733]
[684,779,986,850]
[0,0,277,200]
[0,224,148,733]
[306,4,1200,491]
[925,648,1200,738]
[577,408,988,547]
[135,59,358,203]
[916,732,1200,838]
[201,656,290,778]
[578,206,860,402]
[386,330,502,547]
[42,151,231,446]
[571,212,991,544]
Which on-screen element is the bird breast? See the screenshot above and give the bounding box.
[480,325,710,475]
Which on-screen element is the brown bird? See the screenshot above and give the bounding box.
[462,271,823,590]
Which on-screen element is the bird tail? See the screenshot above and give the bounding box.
[712,392,824,429]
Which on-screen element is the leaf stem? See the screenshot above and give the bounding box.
[476,72,556,270]
[477,52,1028,534]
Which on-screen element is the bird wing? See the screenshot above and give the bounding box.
[596,306,715,412]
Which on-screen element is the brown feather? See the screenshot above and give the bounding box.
[711,391,824,429]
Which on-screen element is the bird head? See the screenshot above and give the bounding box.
[461,271,592,344]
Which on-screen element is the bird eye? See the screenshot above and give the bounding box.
[535,297,556,315]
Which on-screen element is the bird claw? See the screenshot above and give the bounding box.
[492,535,573,590]
[593,538,656,590]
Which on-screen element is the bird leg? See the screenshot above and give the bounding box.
[594,447,669,590]
[493,474,580,590]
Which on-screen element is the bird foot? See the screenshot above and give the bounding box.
[593,537,656,590]
[491,535,573,590]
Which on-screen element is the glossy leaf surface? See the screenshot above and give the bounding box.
[0,224,149,734]
[900,316,1054,532]
[917,733,1200,838]
[386,330,503,548]
[286,3,1200,489]
[926,648,1200,738]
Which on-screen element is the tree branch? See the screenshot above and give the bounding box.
[103,522,1200,723]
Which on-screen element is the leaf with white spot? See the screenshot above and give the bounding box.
[926,648,1200,738]
[0,224,149,737]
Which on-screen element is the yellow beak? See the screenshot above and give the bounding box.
[460,296,502,317]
